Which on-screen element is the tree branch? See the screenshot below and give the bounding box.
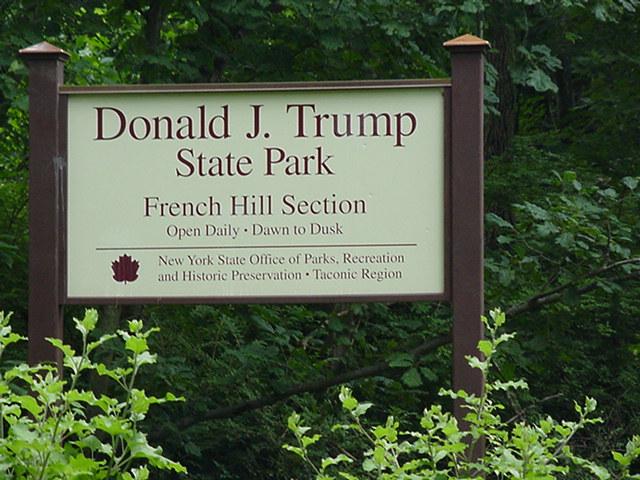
[507,257,640,317]
[173,332,451,430]
[505,393,564,424]
[155,258,639,434]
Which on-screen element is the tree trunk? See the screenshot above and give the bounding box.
[485,12,517,159]
[141,0,164,83]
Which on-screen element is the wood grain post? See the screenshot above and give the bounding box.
[19,42,69,368]
[444,34,490,426]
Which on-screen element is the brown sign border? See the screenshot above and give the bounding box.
[61,80,452,305]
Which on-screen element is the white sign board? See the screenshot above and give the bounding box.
[66,85,446,301]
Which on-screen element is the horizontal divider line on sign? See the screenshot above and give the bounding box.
[95,243,418,251]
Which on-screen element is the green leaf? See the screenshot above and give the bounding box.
[373,445,386,465]
[125,336,149,355]
[490,309,506,327]
[130,389,152,415]
[342,396,358,411]
[584,462,611,480]
[135,351,157,367]
[87,333,117,353]
[362,458,376,472]
[496,235,513,244]
[352,402,373,417]
[321,454,352,471]
[526,69,558,93]
[622,176,638,190]
[339,387,358,411]
[287,412,301,432]
[493,379,528,391]
[47,338,76,358]
[128,431,187,473]
[338,473,359,480]
[585,396,598,413]
[420,367,438,382]
[93,415,129,436]
[477,340,493,357]
[96,363,131,383]
[302,433,321,448]
[12,395,42,417]
[62,453,103,476]
[10,422,38,443]
[486,212,514,229]
[466,356,487,371]
[0,332,24,348]
[128,319,144,333]
[73,309,99,336]
[401,368,422,387]
[612,451,630,467]
[556,232,575,248]
[563,170,578,183]
[73,435,113,456]
[387,352,414,368]
[282,444,305,458]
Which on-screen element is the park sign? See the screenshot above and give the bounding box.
[65,83,446,302]
[20,35,488,426]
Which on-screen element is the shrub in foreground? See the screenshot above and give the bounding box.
[285,310,640,479]
[0,309,186,479]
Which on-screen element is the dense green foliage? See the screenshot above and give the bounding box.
[0,0,638,478]
[284,311,640,479]
[0,309,185,478]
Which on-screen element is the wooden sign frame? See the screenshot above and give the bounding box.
[20,35,488,424]
[62,79,449,305]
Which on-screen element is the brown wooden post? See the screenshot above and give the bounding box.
[19,42,69,368]
[444,34,490,423]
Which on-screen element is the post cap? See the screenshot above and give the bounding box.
[19,41,70,61]
[443,34,490,50]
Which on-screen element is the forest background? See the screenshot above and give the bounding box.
[0,0,639,478]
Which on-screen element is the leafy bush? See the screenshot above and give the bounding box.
[284,310,640,479]
[0,309,186,479]
[486,166,640,301]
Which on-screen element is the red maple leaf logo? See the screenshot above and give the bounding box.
[111,254,140,284]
